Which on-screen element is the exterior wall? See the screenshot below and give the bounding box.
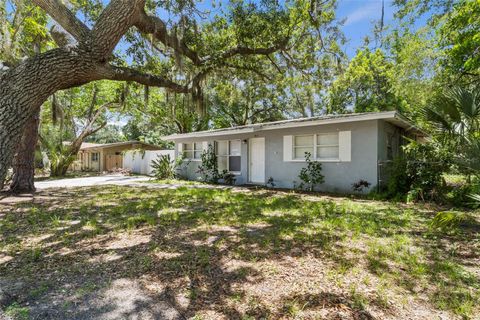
[123,150,175,175]
[72,144,161,172]
[377,120,403,162]
[174,119,381,193]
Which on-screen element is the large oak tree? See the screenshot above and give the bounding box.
[0,0,343,190]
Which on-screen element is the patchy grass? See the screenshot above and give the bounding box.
[0,184,479,319]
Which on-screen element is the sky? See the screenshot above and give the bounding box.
[336,0,395,57]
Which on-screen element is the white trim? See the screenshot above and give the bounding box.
[286,159,341,163]
[182,142,202,160]
[163,111,417,140]
[215,139,242,173]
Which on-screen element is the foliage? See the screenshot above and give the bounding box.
[151,154,183,180]
[196,145,220,183]
[352,179,371,193]
[430,210,474,231]
[423,86,480,179]
[445,180,480,208]
[328,48,403,114]
[38,81,125,176]
[220,170,236,185]
[386,140,450,201]
[438,0,480,78]
[267,177,276,188]
[298,152,325,191]
[86,124,126,144]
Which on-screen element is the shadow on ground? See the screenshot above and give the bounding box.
[0,185,478,319]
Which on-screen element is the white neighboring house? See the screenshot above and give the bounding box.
[123,149,175,175]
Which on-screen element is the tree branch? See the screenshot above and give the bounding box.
[207,39,289,63]
[32,0,90,42]
[99,65,190,93]
[91,0,145,60]
[134,9,201,65]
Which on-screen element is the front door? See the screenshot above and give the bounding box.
[249,137,265,184]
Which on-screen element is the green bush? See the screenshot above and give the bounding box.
[220,170,236,185]
[151,154,183,180]
[196,145,220,183]
[446,182,480,208]
[298,152,325,191]
[386,140,450,202]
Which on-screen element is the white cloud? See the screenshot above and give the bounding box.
[343,1,382,26]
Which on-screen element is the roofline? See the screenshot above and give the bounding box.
[163,111,426,140]
[80,140,162,150]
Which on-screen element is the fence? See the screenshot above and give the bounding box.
[123,150,175,175]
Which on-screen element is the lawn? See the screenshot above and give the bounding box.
[0,183,479,319]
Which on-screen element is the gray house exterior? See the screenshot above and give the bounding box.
[164,111,425,193]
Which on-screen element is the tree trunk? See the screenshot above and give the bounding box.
[0,49,101,190]
[9,108,41,192]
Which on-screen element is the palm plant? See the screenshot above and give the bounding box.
[424,87,480,176]
[424,87,480,145]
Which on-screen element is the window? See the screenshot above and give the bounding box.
[386,133,394,160]
[293,132,339,160]
[293,135,314,159]
[91,152,99,162]
[215,140,241,173]
[183,142,202,160]
[316,133,339,160]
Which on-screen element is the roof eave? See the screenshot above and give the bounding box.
[163,111,399,140]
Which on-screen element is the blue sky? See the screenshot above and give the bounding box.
[336,0,394,57]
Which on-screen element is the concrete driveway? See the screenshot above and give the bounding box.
[35,175,152,190]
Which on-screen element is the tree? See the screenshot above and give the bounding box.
[328,48,403,113]
[0,0,343,189]
[392,0,479,84]
[209,75,286,128]
[1,0,52,191]
[40,82,121,176]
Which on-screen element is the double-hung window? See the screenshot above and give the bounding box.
[293,135,314,159]
[293,132,340,160]
[316,133,339,160]
[215,140,241,173]
[183,142,202,160]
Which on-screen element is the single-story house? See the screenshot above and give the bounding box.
[70,141,162,172]
[164,111,426,193]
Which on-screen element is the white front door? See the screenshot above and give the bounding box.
[249,137,265,183]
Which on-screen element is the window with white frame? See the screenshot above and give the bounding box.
[215,140,241,172]
[316,133,339,160]
[183,142,202,160]
[293,135,314,159]
[293,133,339,160]
[91,152,99,162]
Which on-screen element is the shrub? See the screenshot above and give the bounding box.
[430,211,474,231]
[196,145,220,183]
[267,177,276,188]
[352,179,371,192]
[298,152,325,191]
[386,140,450,202]
[151,154,182,180]
[446,182,480,208]
[220,170,236,185]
